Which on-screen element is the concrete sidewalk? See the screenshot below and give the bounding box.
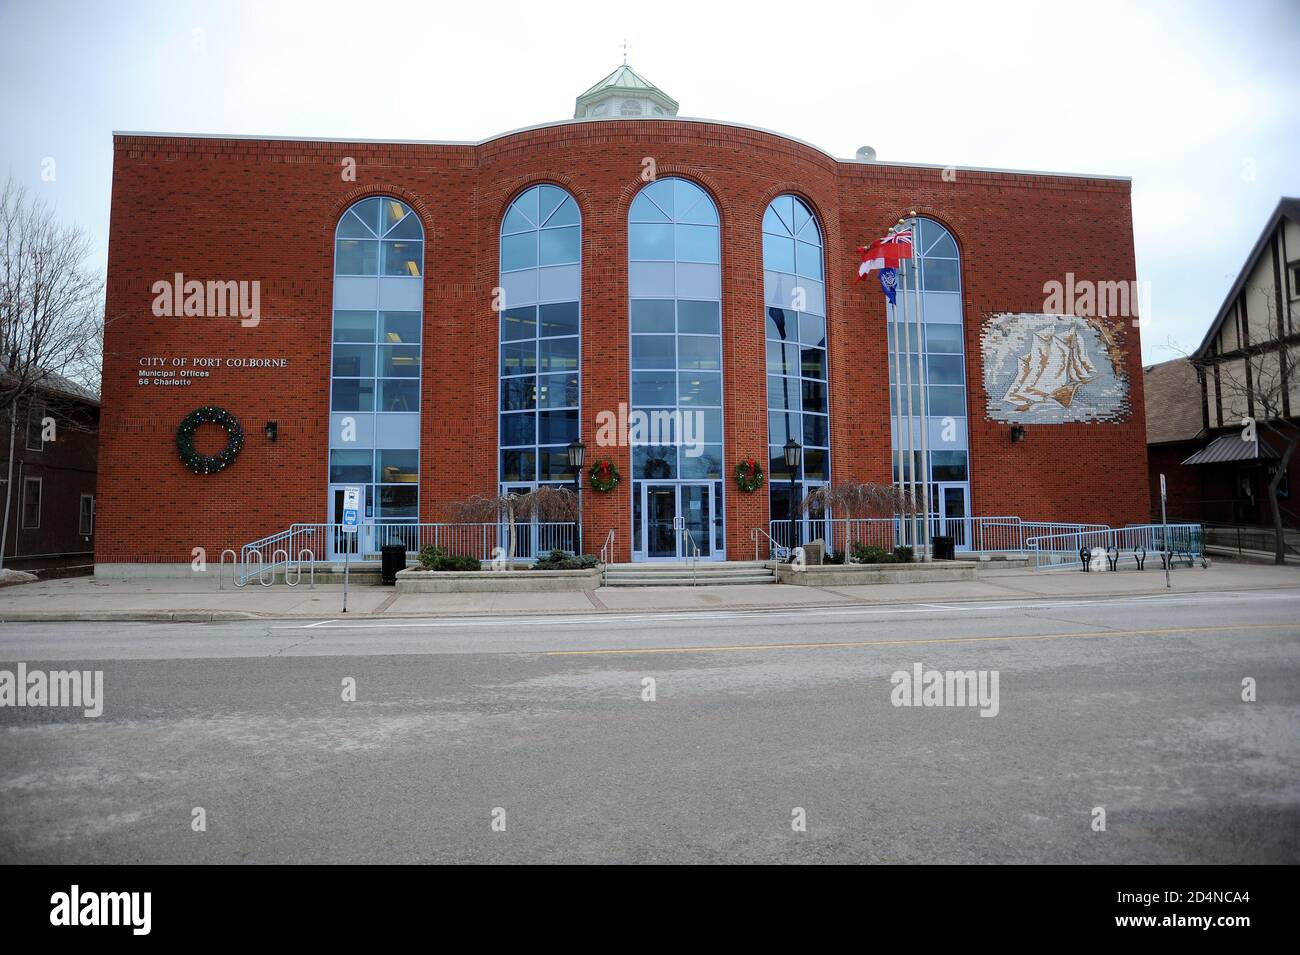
[2,561,1300,622]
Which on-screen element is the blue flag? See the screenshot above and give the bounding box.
[879,267,898,305]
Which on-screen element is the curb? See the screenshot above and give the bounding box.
[0,611,261,623]
[0,582,1289,624]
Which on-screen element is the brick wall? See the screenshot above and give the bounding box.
[98,120,1146,564]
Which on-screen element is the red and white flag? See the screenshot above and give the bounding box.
[856,229,913,278]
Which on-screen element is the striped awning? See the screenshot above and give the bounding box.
[1181,433,1279,465]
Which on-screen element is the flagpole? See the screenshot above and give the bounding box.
[898,227,917,550]
[911,217,932,562]
[890,281,904,552]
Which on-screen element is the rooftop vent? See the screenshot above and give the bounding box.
[855,146,877,162]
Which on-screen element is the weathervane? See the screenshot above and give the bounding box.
[622,39,629,65]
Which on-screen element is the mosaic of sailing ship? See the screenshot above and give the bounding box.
[980,313,1130,423]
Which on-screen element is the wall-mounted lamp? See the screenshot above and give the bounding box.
[265,421,278,442]
[1010,426,1026,443]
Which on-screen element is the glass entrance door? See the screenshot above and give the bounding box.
[645,484,678,559]
[680,484,712,559]
[932,483,971,550]
[639,483,719,560]
[327,484,372,560]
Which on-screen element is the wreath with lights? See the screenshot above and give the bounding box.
[176,406,245,475]
[734,457,765,493]
[588,457,621,493]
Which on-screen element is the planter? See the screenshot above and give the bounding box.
[396,566,601,593]
[773,561,978,586]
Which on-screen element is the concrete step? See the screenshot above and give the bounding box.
[604,574,776,587]
[605,561,770,571]
[602,560,777,586]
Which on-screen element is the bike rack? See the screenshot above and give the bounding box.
[286,549,316,588]
[240,549,265,588]
[219,549,242,589]
[265,549,287,586]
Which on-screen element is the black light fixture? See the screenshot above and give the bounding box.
[783,438,802,560]
[1010,425,1026,443]
[567,439,586,555]
[264,421,278,442]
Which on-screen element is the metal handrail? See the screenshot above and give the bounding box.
[236,521,577,585]
[682,529,701,586]
[750,526,788,561]
[1026,523,1204,570]
[599,529,615,585]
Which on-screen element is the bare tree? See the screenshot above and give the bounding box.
[0,177,103,568]
[448,486,578,566]
[799,482,917,559]
[1203,292,1299,564]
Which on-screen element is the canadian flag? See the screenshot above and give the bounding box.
[856,228,913,278]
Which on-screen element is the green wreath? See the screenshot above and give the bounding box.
[734,456,765,492]
[176,406,245,475]
[588,457,621,493]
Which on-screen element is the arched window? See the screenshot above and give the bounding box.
[497,185,582,498]
[762,195,827,544]
[628,177,724,561]
[888,217,970,541]
[329,197,424,551]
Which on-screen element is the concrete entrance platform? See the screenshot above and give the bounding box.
[0,561,1298,622]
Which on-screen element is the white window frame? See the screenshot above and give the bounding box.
[79,493,95,535]
[26,401,45,452]
[22,477,41,529]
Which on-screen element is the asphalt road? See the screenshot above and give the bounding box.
[1,589,1297,864]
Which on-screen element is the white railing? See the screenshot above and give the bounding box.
[759,516,1141,563]
[767,517,899,557]
[752,526,790,561]
[236,521,576,585]
[1026,523,1204,569]
[976,520,1110,554]
[682,528,701,586]
[599,529,615,584]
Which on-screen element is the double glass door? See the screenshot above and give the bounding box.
[640,482,721,560]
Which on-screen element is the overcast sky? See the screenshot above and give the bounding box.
[1,0,1297,362]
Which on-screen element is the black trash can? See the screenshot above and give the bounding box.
[380,544,407,586]
[932,535,955,561]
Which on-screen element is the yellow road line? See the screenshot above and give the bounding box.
[543,623,1292,657]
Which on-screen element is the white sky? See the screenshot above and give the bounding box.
[1,0,1297,363]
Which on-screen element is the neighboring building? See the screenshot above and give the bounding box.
[0,371,99,575]
[97,64,1149,573]
[1145,198,1300,526]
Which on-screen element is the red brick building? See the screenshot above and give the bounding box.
[97,65,1148,572]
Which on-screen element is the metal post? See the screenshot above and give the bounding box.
[890,289,903,549]
[789,472,798,559]
[342,543,350,613]
[899,240,917,549]
[573,475,582,555]
[911,217,932,562]
[1160,472,1171,589]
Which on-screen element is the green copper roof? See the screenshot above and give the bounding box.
[575,64,679,115]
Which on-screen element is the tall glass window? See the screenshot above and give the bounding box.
[762,195,828,535]
[628,177,725,559]
[330,196,423,529]
[887,218,970,524]
[498,185,582,491]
